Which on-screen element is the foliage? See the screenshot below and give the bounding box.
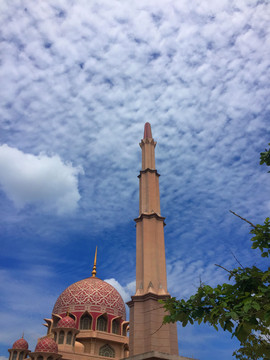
[260,143,270,170]
[162,146,270,359]
[234,332,270,360]
[162,260,270,358]
[250,217,270,257]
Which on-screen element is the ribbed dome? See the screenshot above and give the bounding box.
[35,337,58,353]
[12,338,28,350]
[53,277,126,319]
[57,315,76,328]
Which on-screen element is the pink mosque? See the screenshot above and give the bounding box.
[8,124,194,360]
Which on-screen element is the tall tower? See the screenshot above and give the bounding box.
[127,123,179,359]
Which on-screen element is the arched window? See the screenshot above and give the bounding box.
[99,344,115,358]
[112,319,120,334]
[59,330,65,344]
[12,351,17,360]
[124,344,129,358]
[37,356,43,360]
[66,331,72,345]
[97,315,107,332]
[122,323,129,336]
[52,315,61,328]
[18,353,23,360]
[54,332,57,342]
[48,357,53,360]
[80,313,92,330]
[69,313,76,321]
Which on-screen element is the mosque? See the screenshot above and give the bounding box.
[8,123,194,360]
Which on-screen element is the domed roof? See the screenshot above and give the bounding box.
[12,337,28,350]
[57,315,76,328]
[53,277,126,319]
[35,337,58,353]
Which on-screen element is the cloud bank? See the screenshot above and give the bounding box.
[0,145,83,214]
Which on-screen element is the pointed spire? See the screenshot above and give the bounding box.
[143,122,152,139]
[91,246,97,277]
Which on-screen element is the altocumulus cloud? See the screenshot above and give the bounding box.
[0,144,83,214]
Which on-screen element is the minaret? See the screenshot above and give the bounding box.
[127,123,179,359]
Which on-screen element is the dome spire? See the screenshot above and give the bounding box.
[91,246,97,277]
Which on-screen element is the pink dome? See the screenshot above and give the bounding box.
[12,338,28,350]
[53,277,126,319]
[35,337,58,353]
[57,316,76,328]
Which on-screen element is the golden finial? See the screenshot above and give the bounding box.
[66,308,70,316]
[22,332,24,339]
[91,246,97,277]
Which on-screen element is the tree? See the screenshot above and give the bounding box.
[162,146,270,359]
[260,143,270,170]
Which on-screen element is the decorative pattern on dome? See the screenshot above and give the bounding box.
[35,337,58,353]
[57,316,76,328]
[12,338,28,350]
[53,277,126,319]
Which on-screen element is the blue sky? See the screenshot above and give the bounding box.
[0,1,269,359]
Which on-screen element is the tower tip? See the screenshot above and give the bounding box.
[143,122,152,139]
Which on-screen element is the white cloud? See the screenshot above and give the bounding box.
[104,278,135,303]
[0,145,83,214]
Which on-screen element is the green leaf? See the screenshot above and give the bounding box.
[229,312,238,320]
[252,302,260,311]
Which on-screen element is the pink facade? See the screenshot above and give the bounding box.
[9,276,129,360]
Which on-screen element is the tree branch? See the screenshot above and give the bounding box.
[229,210,256,228]
[215,263,234,275]
[144,306,165,313]
[151,322,164,335]
[230,249,244,269]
